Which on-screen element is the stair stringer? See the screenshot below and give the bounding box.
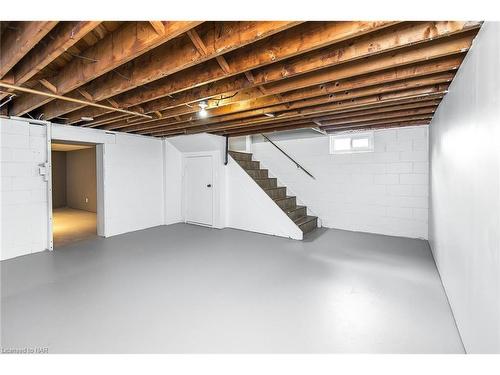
[226,156,303,240]
[256,159,323,228]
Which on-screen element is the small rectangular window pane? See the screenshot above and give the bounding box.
[333,138,351,151]
[330,131,374,154]
[352,137,369,148]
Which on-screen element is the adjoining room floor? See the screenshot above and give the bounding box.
[52,207,97,248]
[1,224,463,353]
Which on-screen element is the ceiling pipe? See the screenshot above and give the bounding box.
[0,81,152,120]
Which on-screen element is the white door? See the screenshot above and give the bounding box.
[185,155,213,226]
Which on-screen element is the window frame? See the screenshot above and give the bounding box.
[329,131,374,154]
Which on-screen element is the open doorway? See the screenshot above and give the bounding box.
[51,141,98,248]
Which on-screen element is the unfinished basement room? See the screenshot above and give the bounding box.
[0,3,499,369]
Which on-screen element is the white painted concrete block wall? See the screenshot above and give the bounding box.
[252,126,429,239]
[103,133,164,237]
[429,22,500,353]
[1,119,48,260]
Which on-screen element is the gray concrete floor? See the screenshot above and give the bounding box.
[1,224,463,353]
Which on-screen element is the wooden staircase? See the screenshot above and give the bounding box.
[229,151,318,236]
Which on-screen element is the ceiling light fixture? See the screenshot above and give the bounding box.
[198,101,208,118]
[80,116,94,122]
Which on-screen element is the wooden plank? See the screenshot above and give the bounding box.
[149,21,165,35]
[167,72,452,126]
[186,29,209,55]
[11,21,101,86]
[77,88,94,102]
[216,56,231,74]
[220,119,431,137]
[122,40,464,133]
[138,94,445,137]
[95,21,476,124]
[139,85,448,136]
[61,21,398,122]
[215,106,438,136]
[38,21,303,120]
[133,53,463,119]
[10,21,202,116]
[319,107,436,126]
[116,75,450,134]
[321,115,434,131]
[0,21,58,78]
[39,79,57,94]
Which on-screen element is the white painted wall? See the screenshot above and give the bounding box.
[429,22,500,353]
[1,120,165,260]
[101,134,164,237]
[163,140,183,225]
[168,133,227,229]
[228,135,251,152]
[53,124,165,237]
[226,156,303,240]
[1,118,48,260]
[252,126,429,239]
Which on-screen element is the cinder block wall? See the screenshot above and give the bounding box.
[1,119,48,260]
[252,126,429,239]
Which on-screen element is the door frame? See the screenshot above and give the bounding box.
[47,138,106,249]
[182,152,216,227]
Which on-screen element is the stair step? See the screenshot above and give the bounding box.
[294,215,318,234]
[228,151,252,161]
[231,151,318,238]
[286,205,307,221]
[264,186,286,199]
[246,169,268,179]
[238,160,260,169]
[254,178,277,189]
[274,196,296,210]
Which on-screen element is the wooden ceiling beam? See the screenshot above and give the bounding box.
[117,21,476,111]
[220,119,431,138]
[64,21,398,122]
[38,79,58,94]
[96,31,470,132]
[10,21,202,116]
[157,97,442,137]
[10,21,101,86]
[86,20,475,129]
[0,21,58,78]
[186,29,209,55]
[149,21,165,35]
[321,115,434,131]
[95,53,461,130]
[38,21,302,120]
[118,75,450,134]
[143,85,447,136]
[315,99,441,121]
[215,107,437,137]
[215,101,441,136]
[319,107,437,126]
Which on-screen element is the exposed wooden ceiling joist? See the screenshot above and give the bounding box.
[39,21,303,120]
[59,21,399,123]
[0,21,58,79]
[87,21,477,132]
[146,85,449,137]
[10,21,202,116]
[1,21,482,137]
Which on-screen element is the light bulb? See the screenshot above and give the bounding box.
[199,108,207,118]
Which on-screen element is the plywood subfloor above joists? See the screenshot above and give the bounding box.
[0,21,482,136]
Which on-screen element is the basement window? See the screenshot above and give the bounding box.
[329,131,374,154]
